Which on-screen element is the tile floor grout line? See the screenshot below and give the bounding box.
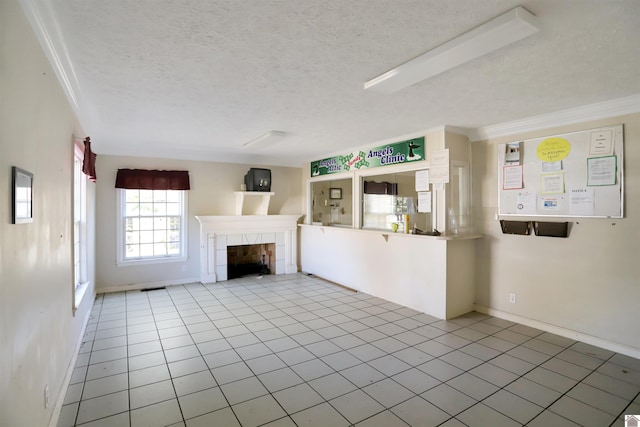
[611,389,640,427]
[163,283,237,426]
[219,277,386,426]
[522,345,623,426]
[208,279,618,426]
[60,274,640,427]
[125,290,134,427]
[72,295,102,427]
[436,321,616,426]
[144,286,191,426]
[206,280,470,425]
[183,280,294,426]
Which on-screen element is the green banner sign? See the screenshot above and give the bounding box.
[311,137,425,177]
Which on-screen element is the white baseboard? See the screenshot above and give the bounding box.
[48,302,93,427]
[97,276,201,294]
[474,304,640,360]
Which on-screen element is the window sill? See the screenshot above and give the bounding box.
[74,281,90,314]
[117,255,187,268]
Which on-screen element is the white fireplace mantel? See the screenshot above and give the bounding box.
[195,215,301,283]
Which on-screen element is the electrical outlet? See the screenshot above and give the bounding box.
[509,293,517,304]
[44,384,49,408]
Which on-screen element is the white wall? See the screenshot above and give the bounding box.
[472,113,640,355]
[0,2,95,425]
[95,155,303,291]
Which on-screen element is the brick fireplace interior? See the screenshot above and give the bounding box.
[227,243,276,279]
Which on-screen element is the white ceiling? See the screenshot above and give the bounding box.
[22,0,640,167]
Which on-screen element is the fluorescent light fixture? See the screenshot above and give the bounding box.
[364,6,539,94]
[242,131,287,148]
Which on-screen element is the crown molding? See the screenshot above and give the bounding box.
[468,94,640,142]
[444,125,474,139]
[19,0,88,127]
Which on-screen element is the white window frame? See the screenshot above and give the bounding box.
[116,188,188,266]
[73,143,89,312]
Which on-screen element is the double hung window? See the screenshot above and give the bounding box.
[73,147,87,288]
[118,189,187,265]
[115,168,190,265]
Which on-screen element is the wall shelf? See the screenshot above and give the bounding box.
[234,191,274,215]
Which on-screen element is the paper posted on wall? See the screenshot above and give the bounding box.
[569,188,594,216]
[588,129,614,156]
[503,165,523,190]
[505,142,522,164]
[429,149,449,183]
[540,172,565,194]
[415,170,430,191]
[587,155,617,186]
[539,195,563,211]
[418,192,432,213]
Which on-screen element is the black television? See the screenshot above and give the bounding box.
[244,168,271,192]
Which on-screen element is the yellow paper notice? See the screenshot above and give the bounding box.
[537,138,571,162]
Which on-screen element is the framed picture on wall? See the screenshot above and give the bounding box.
[329,188,342,199]
[12,166,33,224]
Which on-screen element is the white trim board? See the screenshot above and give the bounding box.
[97,277,201,294]
[48,302,93,427]
[19,0,90,128]
[468,94,640,142]
[474,304,640,360]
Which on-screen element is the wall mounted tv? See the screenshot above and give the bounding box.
[244,168,272,192]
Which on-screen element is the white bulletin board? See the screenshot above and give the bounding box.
[498,125,623,218]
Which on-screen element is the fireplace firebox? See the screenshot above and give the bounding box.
[227,243,275,279]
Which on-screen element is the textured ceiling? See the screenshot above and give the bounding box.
[24,0,640,166]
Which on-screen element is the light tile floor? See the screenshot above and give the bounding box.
[58,273,640,427]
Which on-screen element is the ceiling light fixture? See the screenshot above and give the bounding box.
[242,131,287,149]
[364,6,540,94]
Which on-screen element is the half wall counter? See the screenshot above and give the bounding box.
[300,224,482,319]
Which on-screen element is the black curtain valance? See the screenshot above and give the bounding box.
[115,169,190,190]
[83,137,97,182]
